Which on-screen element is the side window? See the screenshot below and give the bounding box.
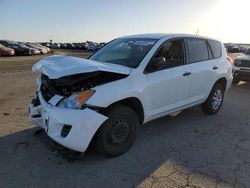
[146,40,184,72]
[186,39,209,63]
[208,40,222,59]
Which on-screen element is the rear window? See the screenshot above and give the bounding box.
[208,40,222,59]
[186,39,209,63]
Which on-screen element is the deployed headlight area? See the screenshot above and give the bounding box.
[40,71,128,106]
[57,90,95,109]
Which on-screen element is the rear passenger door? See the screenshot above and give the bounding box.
[186,38,220,103]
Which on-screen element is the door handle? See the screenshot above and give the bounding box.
[213,66,218,70]
[183,72,191,76]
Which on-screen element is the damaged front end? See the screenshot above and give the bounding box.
[40,71,128,103]
[29,55,131,152]
[32,55,131,106]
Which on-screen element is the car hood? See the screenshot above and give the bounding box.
[235,54,250,61]
[32,55,131,79]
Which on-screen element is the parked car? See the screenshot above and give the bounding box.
[29,34,233,156]
[96,42,106,50]
[82,42,88,49]
[50,43,60,49]
[0,40,32,56]
[233,48,250,84]
[228,45,240,53]
[239,45,249,53]
[18,42,40,55]
[59,43,75,49]
[100,42,106,47]
[26,43,48,54]
[0,43,15,56]
[72,43,81,49]
[86,42,98,51]
[66,43,75,49]
[35,43,51,53]
[40,42,51,48]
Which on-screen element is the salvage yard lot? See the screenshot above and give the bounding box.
[0,50,249,188]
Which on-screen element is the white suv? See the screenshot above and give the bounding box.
[29,34,233,156]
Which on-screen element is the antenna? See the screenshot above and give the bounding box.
[196,29,199,35]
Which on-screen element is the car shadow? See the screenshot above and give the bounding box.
[0,84,250,187]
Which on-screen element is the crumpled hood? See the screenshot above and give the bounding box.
[32,55,131,79]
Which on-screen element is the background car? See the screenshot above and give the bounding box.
[26,43,48,54]
[227,45,241,53]
[39,42,51,48]
[34,43,51,53]
[50,43,60,49]
[239,45,249,53]
[86,42,98,51]
[0,43,15,56]
[66,43,75,49]
[0,40,32,56]
[18,42,40,55]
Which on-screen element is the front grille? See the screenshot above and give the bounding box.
[235,60,250,68]
[61,125,72,138]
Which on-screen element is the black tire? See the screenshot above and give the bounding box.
[233,78,240,85]
[202,83,224,115]
[96,105,139,157]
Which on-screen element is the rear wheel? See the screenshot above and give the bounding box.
[202,83,224,115]
[96,105,139,157]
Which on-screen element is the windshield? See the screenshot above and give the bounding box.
[244,48,250,54]
[90,38,158,68]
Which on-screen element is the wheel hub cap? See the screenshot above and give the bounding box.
[109,119,130,145]
[212,89,222,110]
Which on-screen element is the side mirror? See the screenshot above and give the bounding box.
[151,57,166,70]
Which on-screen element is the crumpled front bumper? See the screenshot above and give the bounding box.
[29,92,107,152]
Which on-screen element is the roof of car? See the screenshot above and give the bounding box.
[120,33,220,41]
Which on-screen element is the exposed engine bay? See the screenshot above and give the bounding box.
[40,71,128,101]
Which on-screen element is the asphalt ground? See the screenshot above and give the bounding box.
[0,50,249,188]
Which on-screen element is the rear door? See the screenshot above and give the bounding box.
[186,38,220,103]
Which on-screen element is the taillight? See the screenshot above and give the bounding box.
[226,56,233,64]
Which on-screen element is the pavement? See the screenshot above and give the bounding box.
[0,50,249,188]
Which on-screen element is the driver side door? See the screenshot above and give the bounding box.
[143,39,192,120]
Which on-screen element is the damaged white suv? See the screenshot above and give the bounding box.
[29,34,233,156]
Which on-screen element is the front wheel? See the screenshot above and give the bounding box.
[202,83,224,115]
[96,105,139,157]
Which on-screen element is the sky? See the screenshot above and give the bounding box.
[0,0,249,43]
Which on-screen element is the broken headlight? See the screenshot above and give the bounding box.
[58,90,95,109]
